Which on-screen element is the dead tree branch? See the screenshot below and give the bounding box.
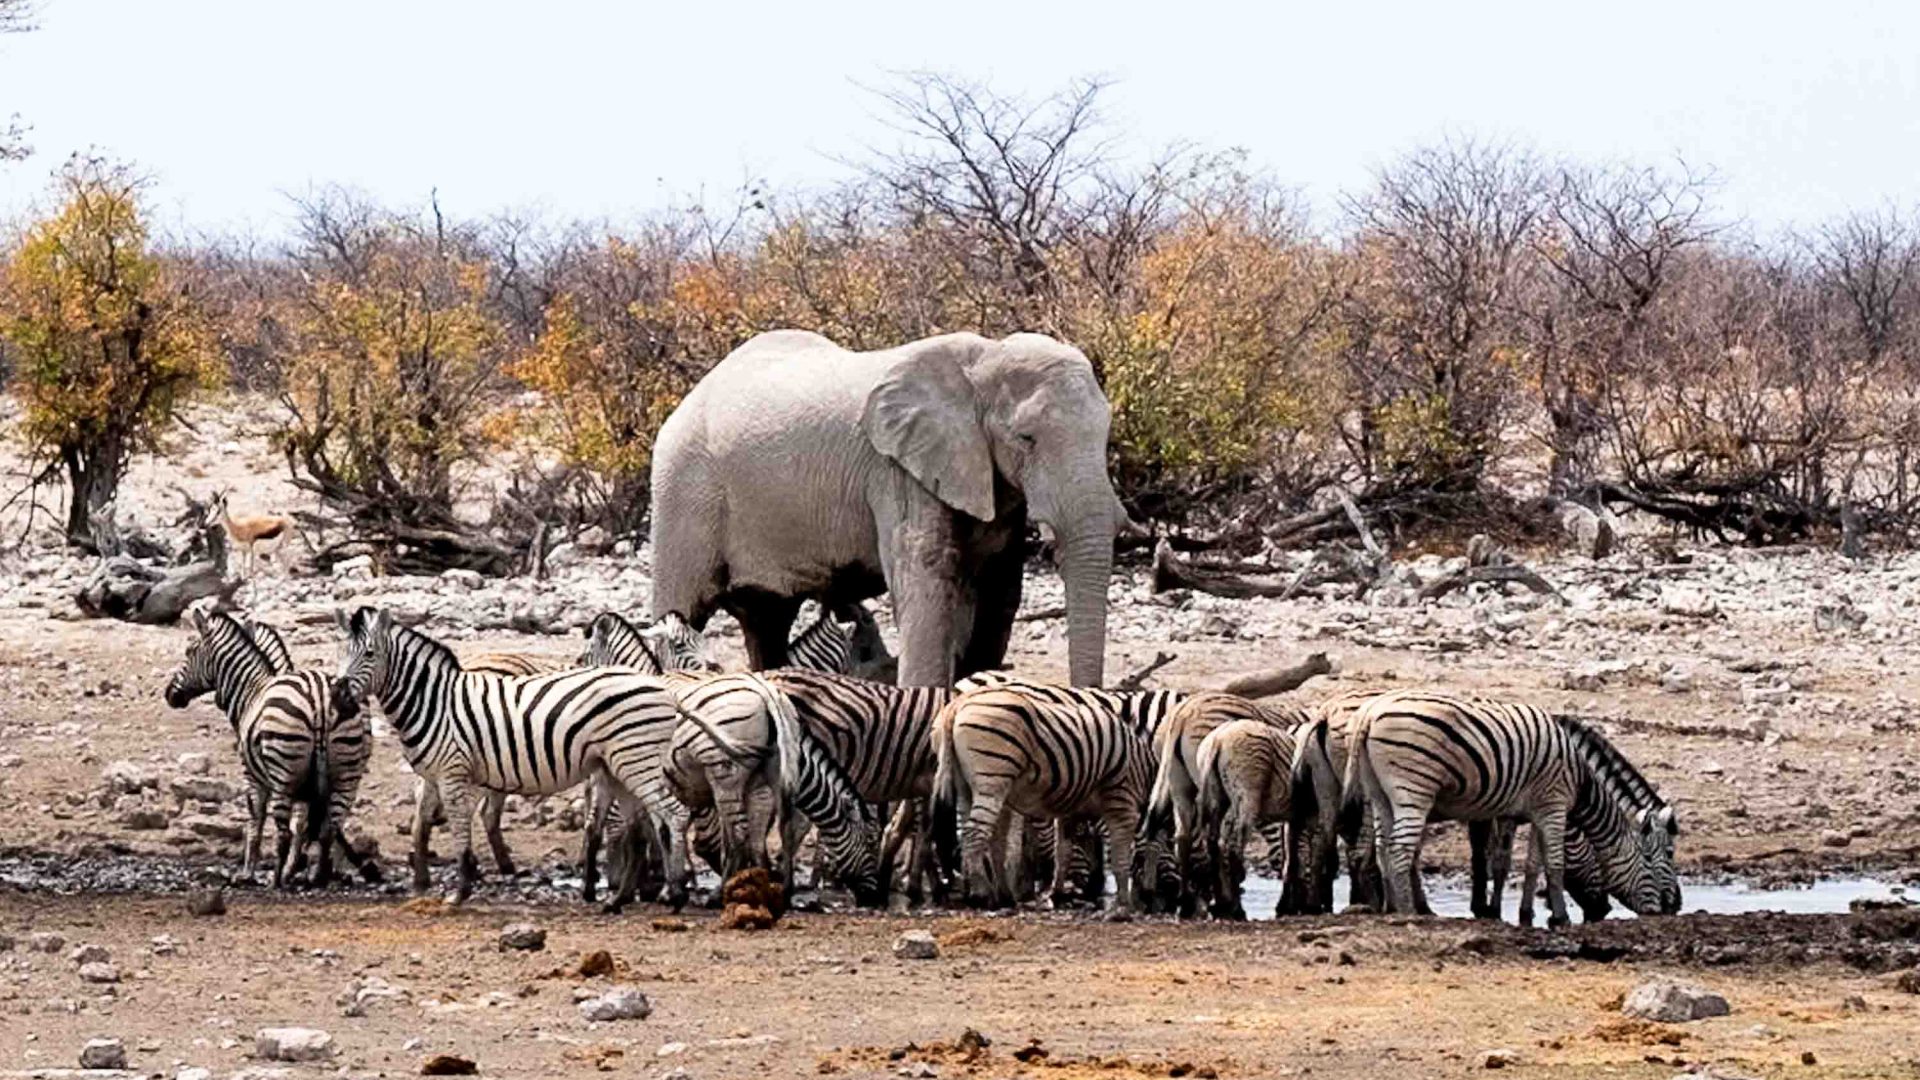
[1217,652,1334,698]
[1114,650,1177,692]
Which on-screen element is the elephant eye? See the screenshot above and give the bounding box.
[1015,432,1037,448]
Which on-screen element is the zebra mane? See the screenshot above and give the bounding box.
[585,611,662,670]
[205,610,278,672]
[788,608,843,652]
[1558,713,1666,811]
[383,615,462,673]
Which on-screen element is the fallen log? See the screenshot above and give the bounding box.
[1151,541,1293,599]
[1416,564,1565,604]
[1217,652,1334,699]
[1015,605,1067,622]
[74,500,237,624]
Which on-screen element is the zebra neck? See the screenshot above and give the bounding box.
[214,653,274,721]
[376,642,461,754]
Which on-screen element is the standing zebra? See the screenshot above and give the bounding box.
[332,606,699,905]
[932,678,1181,914]
[165,611,378,888]
[1143,690,1310,915]
[1192,718,1297,919]
[1338,689,1680,926]
[667,673,887,907]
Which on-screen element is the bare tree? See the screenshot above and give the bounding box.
[860,72,1112,333]
[1,0,36,161]
[1339,139,1547,491]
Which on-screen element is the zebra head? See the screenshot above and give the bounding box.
[164,608,226,708]
[579,612,661,671]
[645,612,718,673]
[331,606,394,716]
[1639,804,1682,914]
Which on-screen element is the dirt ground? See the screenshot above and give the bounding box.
[0,397,1918,1077]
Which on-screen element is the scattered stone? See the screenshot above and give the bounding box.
[78,1037,127,1069]
[255,1027,336,1062]
[420,1054,478,1076]
[177,1067,213,1080]
[175,751,213,775]
[577,950,615,977]
[650,918,690,933]
[29,931,68,953]
[169,776,235,803]
[186,888,226,917]
[1895,968,1920,994]
[118,805,171,830]
[150,934,179,956]
[702,1034,782,1050]
[101,760,155,794]
[69,944,110,966]
[498,923,547,952]
[892,930,940,961]
[1482,1048,1517,1069]
[660,1069,692,1080]
[176,815,244,842]
[1820,830,1851,848]
[77,961,120,984]
[1621,979,1731,1023]
[656,1042,689,1057]
[578,986,651,1022]
[339,975,409,1017]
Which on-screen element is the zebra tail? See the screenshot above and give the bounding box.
[930,704,962,875]
[1289,728,1320,832]
[671,695,764,767]
[303,733,333,847]
[1335,716,1370,843]
[1194,738,1226,826]
[1143,727,1183,839]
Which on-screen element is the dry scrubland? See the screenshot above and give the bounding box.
[0,403,1912,1078]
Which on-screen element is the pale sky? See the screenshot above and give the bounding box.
[1,0,1915,235]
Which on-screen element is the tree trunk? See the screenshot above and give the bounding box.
[63,446,120,551]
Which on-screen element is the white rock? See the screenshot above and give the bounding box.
[578,986,651,1022]
[498,923,547,951]
[77,961,120,984]
[175,752,212,776]
[29,931,67,953]
[69,943,110,965]
[892,930,940,960]
[176,1068,213,1080]
[169,776,235,803]
[78,1036,127,1069]
[1621,978,1731,1022]
[101,760,155,794]
[254,1027,336,1062]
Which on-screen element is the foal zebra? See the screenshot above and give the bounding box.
[332,606,700,905]
[165,611,377,888]
[1193,719,1297,919]
[1338,689,1680,926]
[932,678,1182,914]
[1143,690,1310,914]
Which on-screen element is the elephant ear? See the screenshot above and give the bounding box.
[861,349,997,521]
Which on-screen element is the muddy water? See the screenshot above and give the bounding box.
[1239,873,1912,921]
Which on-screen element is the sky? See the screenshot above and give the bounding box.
[0,0,1915,237]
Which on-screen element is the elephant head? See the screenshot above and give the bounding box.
[862,332,1124,686]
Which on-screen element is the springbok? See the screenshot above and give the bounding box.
[213,490,294,578]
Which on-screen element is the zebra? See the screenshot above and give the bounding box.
[931,678,1182,914]
[331,606,702,906]
[668,673,887,907]
[577,611,718,673]
[1337,689,1680,926]
[784,603,895,682]
[1193,718,1297,919]
[1288,690,1618,923]
[164,610,377,888]
[1143,690,1311,915]
[404,649,570,893]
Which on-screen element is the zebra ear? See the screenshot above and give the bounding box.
[333,608,353,635]
[190,608,209,634]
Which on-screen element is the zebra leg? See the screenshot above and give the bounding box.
[1531,810,1573,930]
[663,805,693,912]
[242,787,266,884]
[581,780,607,904]
[960,778,1006,908]
[879,800,914,901]
[1518,825,1545,927]
[1168,797,1198,917]
[482,792,516,878]
[271,802,296,891]
[410,777,441,894]
[1045,819,1072,908]
[440,771,479,905]
[1214,810,1248,921]
[743,774,776,876]
[1102,802,1142,920]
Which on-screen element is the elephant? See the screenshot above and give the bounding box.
[649,329,1125,688]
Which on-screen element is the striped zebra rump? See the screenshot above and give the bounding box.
[1341,689,1590,924]
[1193,718,1297,917]
[167,611,366,888]
[766,670,955,802]
[667,673,886,906]
[934,680,1176,912]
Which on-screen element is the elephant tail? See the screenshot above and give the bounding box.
[930,699,965,877]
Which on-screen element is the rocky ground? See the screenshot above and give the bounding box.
[0,397,1917,1076]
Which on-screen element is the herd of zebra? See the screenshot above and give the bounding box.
[159,601,1683,928]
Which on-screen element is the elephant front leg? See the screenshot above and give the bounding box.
[957,505,1026,679]
[888,506,962,688]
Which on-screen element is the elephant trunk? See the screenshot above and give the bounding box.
[1059,512,1115,687]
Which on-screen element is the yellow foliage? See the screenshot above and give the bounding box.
[0,158,216,509]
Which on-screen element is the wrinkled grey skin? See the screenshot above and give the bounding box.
[651,330,1125,687]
